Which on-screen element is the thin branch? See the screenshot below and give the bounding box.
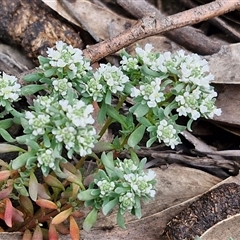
[83,0,240,63]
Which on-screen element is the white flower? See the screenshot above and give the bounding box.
[156,120,181,149]
[119,192,135,212]
[116,159,138,173]
[44,41,92,78]
[76,127,98,156]
[37,148,55,169]
[97,64,129,94]
[81,72,106,101]
[25,111,50,136]
[0,72,21,103]
[120,56,139,71]
[52,78,72,96]
[66,101,94,128]
[52,124,77,150]
[96,179,115,197]
[135,77,164,108]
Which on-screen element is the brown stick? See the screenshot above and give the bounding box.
[83,0,240,63]
[117,0,223,55]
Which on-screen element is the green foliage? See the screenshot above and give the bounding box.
[0,41,221,237]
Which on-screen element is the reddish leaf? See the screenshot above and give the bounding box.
[0,185,13,200]
[22,229,32,240]
[12,207,24,223]
[4,198,13,227]
[51,207,72,225]
[0,170,11,181]
[54,222,69,235]
[71,210,84,219]
[29,172,38,201]
[70,216,80,240]
[37,184,50,199]
[36,198,58,210]
[49,223,59,240]
[32,225,43,240]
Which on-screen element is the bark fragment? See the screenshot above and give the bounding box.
[0,0,83,62]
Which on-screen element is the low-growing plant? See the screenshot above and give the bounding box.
[0,41,221,238]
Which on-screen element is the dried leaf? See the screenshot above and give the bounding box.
[43,175,65,191]
[51,207,72,225]
[19,195,34,215]
[36,198,58,210]
[22,229,32,240]
[200,213,240,239]
[59,0,135,41]
[32,225,43,240]
[29,172,38,201]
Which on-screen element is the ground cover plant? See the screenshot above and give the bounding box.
[0,41,221,238]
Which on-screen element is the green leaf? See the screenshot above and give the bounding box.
[117,209,126,229]
[132,104,149,118]
[127,125,146,148]
[164,101,178,117]
[22,72,41,82]
[146,136,157,148]
[0,128,15,142]
[29,172,38,201]
[97,102,107,125]
[44,68,56,78]
[141,65,167,78]
[102,198,118,215]
[21,84,46,96]
[83,208,98,232]
[93,142,114,152]
[43,134,51,148]
[16,135,34,144]
[11,152,34,170]
[0,119,13,129]
[26,139,39,151]
[101,152,115,174]
[137,117,151,127]
[106,106,127,128]
[78,189,97,201]
[105,90,112,105]
[38,56,49,65]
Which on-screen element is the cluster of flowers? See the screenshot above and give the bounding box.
[78,153,156,227]
[120,44,221,148]
[22,93,98,175]
[0,72,21,110]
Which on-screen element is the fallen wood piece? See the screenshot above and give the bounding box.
[0,0,83,62]
[116,0,223,55]
[84,0,240,63]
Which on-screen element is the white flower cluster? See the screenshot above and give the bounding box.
[94,158,156,213]
[52,78,72,96]
[156,119,181,149]
[40,41,92,78]
[96,179,115,198]
[80,64,129,101]
[37,148,56,170]
[0,72,21,104]
[24,95,98,163]
[131,44,221,120]
[131,77,165,108]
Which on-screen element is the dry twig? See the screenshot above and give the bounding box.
[83,0,240,63]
